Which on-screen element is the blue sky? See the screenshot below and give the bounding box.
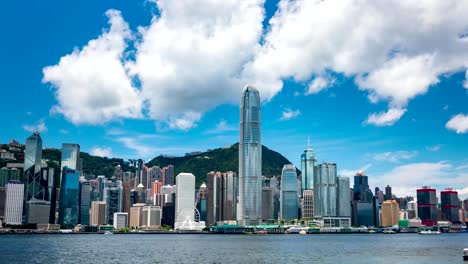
[1,0,467,197]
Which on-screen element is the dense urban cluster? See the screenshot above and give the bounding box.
[0,86,467,234]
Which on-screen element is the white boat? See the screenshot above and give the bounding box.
[286,226,309,234]
[463,248,468,261]
[383,229,396,234]
[104,231,113,235]
[418,230,441,235]
[299,230,307,235]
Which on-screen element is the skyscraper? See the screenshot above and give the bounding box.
[302,190,314,218]
[337,177,351,218]
[301,138,316,193]
[58,168,80,227]
[90,201,106,226]
[61,144,80,175]
[351,171,375,227]
[196,182,207,222]
[104,180,123,225]
[206,171,238,226]
[4,181,24,225]
[238,85,262,226]
[162,165,174,186]
[314,163,337,217]
[381,200,400,227]
[280,164,298,220]
[262,186,274,221]
[441,188,459,222]
[24,132,42,176]
[385,185,392,201]
[78,181,91,225]
[175,173,205,230]
[417,187,438,227]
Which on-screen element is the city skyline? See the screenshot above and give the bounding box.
[1,0,467,199]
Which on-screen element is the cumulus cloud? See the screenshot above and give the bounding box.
[42,10,143,125]
[373,150,418,163]
[446,113,468,133]
[365,108,407,126]
[22,119,47,133]
[90,147,113,158]
[280,108,301,121]
[306,75,335,95]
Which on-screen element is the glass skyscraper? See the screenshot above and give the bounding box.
[61,143,80,179]
[301,138,316,193]
[280,164,298,220]
[337,177,351,217]
[58,167,80,227]
[238,85,262,226]
[313,163,337,217]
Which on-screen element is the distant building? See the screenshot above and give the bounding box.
[90,201,106,226]
[351,171,376,227]
[162,165,174,186]
[4,181,24,225]
[302,190,314,219]
[79,181,91,225]
[385,185,392,201]
[58,168,80,227]
[104,180,123,225]
[417,187,438,226]
[196,183,207,222]
[175,173,205,230]
[96,175,106,201]
[262,186,274,221]
[441,189,459,222]
[301,138,316,193]
[61,143,80,178]
[113,212,128,229]
[337,177,351,218]
[280,165,298,220]
[142,206,162,228]
[314,163,337,217]
[206,171,238,226]
[0,168,22,187]
[381,200,400,227]
[130,203,145,227]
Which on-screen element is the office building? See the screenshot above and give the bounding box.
[314,163,337,217]
[79,181,91,225]
[351,171,376,227]
[262,186,274,221]
[175,173,205,230]
[280,164,298,220]
[96,175,106,201]
[0,187,5,222]
[441,189,459,222]
[238,85,262,226]
[162,165,174,186]
[26,199,50,224]
[104,180,123,225]
[113,212,128,229]
[4,181,24,225]
[122,181,131,216]
[385,185,392,201]
[206,171,238,226]
[0,168,22,187]
[58,168,80,227]
[417,187,438,226]
[196,182,207,222]
[381,200,400,227]
[337,177,351,218]
[90,201,106,226]
[302,190,314,218]
[301,138,316,193]
[142,206,162,228]
[61,143,80,176]
[130,203,145,227]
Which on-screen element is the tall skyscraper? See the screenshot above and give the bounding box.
[441,188,459,222]
[175,173,198,230]
[58,168,80,227]
[96,175,106,201]
[61,144,80,176]
[262,186,274,221]
[196,182,207,222]
[238,85,262,226]
[4,181,24,225]
[337,177,351,218]
[301,138,316,193]
[24,132,42,176]
[385,185,392,201]
[104,180,123,225]
[162,165,174,186]
[381,200,400,227]
[314,163,337,217]
[206,171,238,226]
[280,164,298,220]
[417,186,438,226]
[353,171,373,202]
[78,181,91,225]
[351,171,376,227]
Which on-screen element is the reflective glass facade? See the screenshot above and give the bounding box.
[300,140,316,193]
[280,165,298,220]
[58,168,80,227]
[61,143,80,178]
[238,85,262,226]
[313,163,337,217]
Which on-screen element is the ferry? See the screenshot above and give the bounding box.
[256,229,268,235]
[285,226,309,234]
[418,229,440,235]
[104,231,113,235]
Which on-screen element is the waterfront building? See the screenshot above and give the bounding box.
[4,181,24,225]
[113,212,128,229]
[90,201,106,226]
[302,190,314,218]
[301,138,316,193]
[26,199,50,224]
[130,203,145,227]
[206,171,238,226]
[161,202,175,228]
[280,164,298,220]
[262,186,274,221]
[407,201,417,219]
[142,206,162,228]
[351,171,376,227]
[103,180,123,225]
[381,200,400,227]
[79,181,91,225]
[0,187,5,222]
[61,143,80,176]
[441,189,459,222]
[238,85,262,226]
[314,163,337,217]
[269,177,281,219]
[464,198,468,222]
[58,168,80,227]
[337,177,351,218]
[417,187,438,226]
[385,185,392,201]
[175,173,205,230]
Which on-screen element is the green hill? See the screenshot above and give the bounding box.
[147,143,300,186]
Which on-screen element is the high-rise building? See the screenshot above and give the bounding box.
[417,187,438,226]
[175,173,205,230]
[162,165,174,186]
[206,171,238,226]
[269,177,280,219]
[0,187,5,222]
[142,206,162,228]
[381,200,400,227]
[79,181,91,225]
[238,85,262,227]
[152,181,163,198]
[58,168,80,227]
[353,171,373,202]
[104,180,123,225]
[96,175,106,201]
[385,185,392,201]
[113,212,128,229]
[351,171,376,227]
[262,186,274,221]
[90,201,106,226]
[441,189,459,222]
[148,166,162,186]
[280,164,298,220]
[302,190,314,218]
[122,181,131,217]
[464,198,468,222]
[0,168,22,187]
[196,183,207,222]
[314,163,337,217]
[130,203,145,227]
[301,138,316,193]
[4,181,24,225]
[61,143,80,177]
[337,177,351,218]
[24,132,42,177]
[161,185,175,204]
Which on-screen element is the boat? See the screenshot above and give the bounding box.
[367,230,376,234]
[299,230,307,235]
[464,248,468,261]
[104,231,113,235]
[383,229,396,234]
[256,229,267,235]
[418,230,441,235]
[285,226,309,234]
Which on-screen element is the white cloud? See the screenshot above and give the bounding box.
[167,112,202,131]
[446,113,468,134]
[306,75,335,95]
[365,108,407,126]
[280,108,301,121]
[373,150,418,163]
[22,119,47,133]
[116,137,156,158]
[42,10,143,125]
[59,129,69,134]
[90,147,113,158]
[426,144,442,152]
[206,119,237,134]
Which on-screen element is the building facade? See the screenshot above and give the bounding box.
[381,200,400,227]
[90,201,106,226]
[301,139,316,193]
[337,177,351,218]
[113,212,128,229]
[441,189,459,222]
[302,190,314,218]
[4,181,24,225]
[417,187,438,226]
[314,163,337,217]
[104,180,123,225]
[58,168,80,227]
[280,164,298,220]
